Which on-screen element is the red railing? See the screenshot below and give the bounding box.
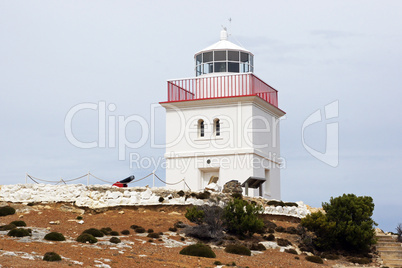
[166,73,278,107]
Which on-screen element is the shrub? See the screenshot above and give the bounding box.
[275,226,285,232]
[8,228,31,237]
[286,227,297,234]
[224,244,251,256]
[277,238,292,247]
[396,223,402,243]
[100,227,112,235]
[44,232,66,241]
[83,228,104,237]
[267,228,275,233]
[284,202,298,207]
[196,191,211,200]
[348,257,371,264]
[148,239,153,242]
[147,229,154,233]
[43,252,61,262]
[305,255,323,264]
[226,262,236,266]
[76,233,97,243]
[135,227,146,233]
[0,224,16,231]
[121,230,130,235]
[174,221,186,229]
[109,237,121,244]
[10,221,26,227]
[177,190,185,197]
[0,206,15,216]
[110,231,119,236]
[130,224,140,229]
[76,216,83,220]
[264,220,277,230]
[214,261,222,265]
[267,200,285,207]
[180,237,185,241]
[301,194,376,252]
[321,252,339,260]
[184,205,224,241]
[169,227,177,232]
[159,197,164,202]
[231,193,242,199]
[179,243,216,258]
[223,198,264,237]
[264,234,275,241]
[185,206,205,224]
[250,243,266,251]
[285,248,298,255]
[147,232,160,239]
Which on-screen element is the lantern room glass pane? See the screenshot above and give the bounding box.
[250,55,254,66]
[196,65,202,76]
[214,50,226,61]
[203,52,213,62]
[228,50,239,61]
[240,52,249,62]
[196,54,202,65]
[228,62,239,73]
[214,62,226,72]
[203,63,213,74]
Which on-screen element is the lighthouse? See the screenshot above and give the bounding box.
[160,29,285,199]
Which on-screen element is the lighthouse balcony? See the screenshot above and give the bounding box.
[165,73,278,108]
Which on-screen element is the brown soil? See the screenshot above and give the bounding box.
[0,203,372,267]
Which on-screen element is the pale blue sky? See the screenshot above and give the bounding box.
[0,1,401,231]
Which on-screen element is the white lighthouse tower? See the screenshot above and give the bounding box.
[160,29,285,199]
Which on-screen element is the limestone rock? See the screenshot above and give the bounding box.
[222,180,242,195]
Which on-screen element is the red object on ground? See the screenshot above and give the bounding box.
[112,182,126,187]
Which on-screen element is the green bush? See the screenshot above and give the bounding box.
[250,243,266,251]
[277,238,292,247]
[109,237,121,244]
[275,226,285,232]
[348,257,371,264]
[286,227,297,234]
[83,228,104,237]
[321,252,339,260]
[301,194,376,252]
[0,224,16,231]
[130,224,140,229]
[285,248,298,255]
[174,221,186,229]
[110,231,119,236]
[224,244,251,256]
[76,233,97,243]
[223,198,264,237]
[44,232,66,241]
[0,206,15,216]
[305,255,323,264]
[169,227,177,232]
[121,229,130,235]
[100,227,112,235]
[147,229,154,233]
[7,228,31,237]
[10,221,26,227]
[135,227,146,233]
[43,252,61,262]
[76,216,83,220]
[177,190,185,197]
[185,206,205,224]
[147,232,160,239]
[231,193,243,199]
[179,243,216,258]
[264,234,275,241]
[159,197,164,202]
[214,261,222,265]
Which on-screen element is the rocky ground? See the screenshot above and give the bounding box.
[0,202,382,267]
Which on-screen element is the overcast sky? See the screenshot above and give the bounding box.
[1,1,401,231]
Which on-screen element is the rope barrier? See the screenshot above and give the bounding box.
[27,175,39,184]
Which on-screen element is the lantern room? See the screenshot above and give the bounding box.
[194,29,254,77]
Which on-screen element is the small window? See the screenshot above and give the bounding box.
[214,50,226,61]
[203,52,213,62]
[199,120,205,137]
[196,65,202,76]
[240,52,249,62]
[228,50,239,61]
[214,119,220,136]
[214,62,226,73]
[196,54,202,65]
[228,62,239,73]
[203,63,213,74]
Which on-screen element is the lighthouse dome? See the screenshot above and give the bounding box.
[194,29,254,77]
